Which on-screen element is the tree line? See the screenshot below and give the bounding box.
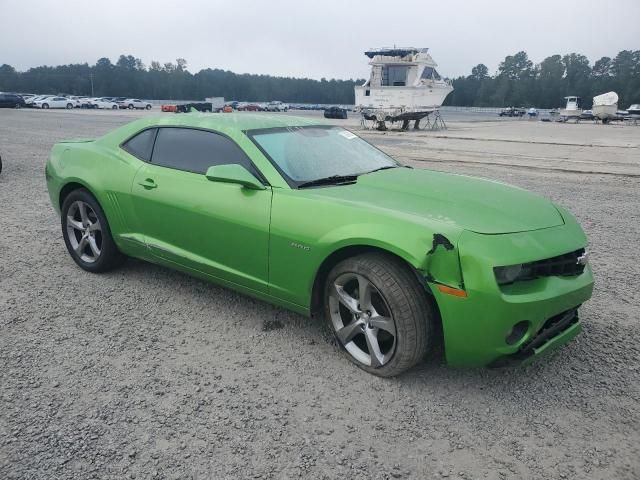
[1,50,639,107]
[445,50,640,109]
[0,55,363,104]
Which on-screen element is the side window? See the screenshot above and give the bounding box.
[122,128,157,161]
[151,128,253,175]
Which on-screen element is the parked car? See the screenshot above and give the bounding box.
[161,104,178,113]
[25,95,52,107]
[19,94,37,104]
[0,93,26,108]
[499,107,525,117]
[93,98,119,109]
[238,103,261,111]
[323,106,348,119]
[45,115,593,377]
[119,99,152,110]
[33,96,75,109]
[69,96,92,108]
[264,101,289,112]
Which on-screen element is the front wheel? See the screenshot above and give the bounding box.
[66,103,73,109]
[112,105,118,109]
[145,104,151,110]
[42,103,49,109]
[324,253,433,377]
[128,104,134,109]
[61,189,125,272]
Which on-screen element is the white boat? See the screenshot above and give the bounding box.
[559,96,583,120]
[592,91,619,123]
[627,104,640,118]
[355,47,453,130]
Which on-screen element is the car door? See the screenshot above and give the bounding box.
[129,127,272,293]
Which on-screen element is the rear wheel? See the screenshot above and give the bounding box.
[66,103,73,109]
[112,105,118,109]
[324,253,433,377]
[61,189,125,272]
[145,104,151,110]
[128,104,134,109]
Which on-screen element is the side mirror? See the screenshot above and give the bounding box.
[205,164,266,190]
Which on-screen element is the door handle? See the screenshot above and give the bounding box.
[138,178,157,190]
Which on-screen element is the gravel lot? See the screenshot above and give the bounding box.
[1,109,639,479]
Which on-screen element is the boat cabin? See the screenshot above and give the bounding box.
[564,96,582,111]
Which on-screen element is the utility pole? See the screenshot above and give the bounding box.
[90,74,94,97]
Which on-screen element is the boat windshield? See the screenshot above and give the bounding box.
[421,66,441,80]
[247,126,398,187]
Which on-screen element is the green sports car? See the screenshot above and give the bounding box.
[45,114,594,376]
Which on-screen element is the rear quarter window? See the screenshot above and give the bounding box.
[121,128,157,162]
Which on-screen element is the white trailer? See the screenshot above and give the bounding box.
[205,97,225,111]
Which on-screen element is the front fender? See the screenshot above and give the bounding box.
[268,188,464,310]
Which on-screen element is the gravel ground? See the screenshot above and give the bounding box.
[1,109,639,479]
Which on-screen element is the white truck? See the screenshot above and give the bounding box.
[264,101,289,112]
[205,97,225,112]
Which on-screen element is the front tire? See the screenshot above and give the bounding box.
[61,189,125,273]
[42,103,49,109]
[128,104,134,109]
[145,104,151,110]
[324,253,433,377]
[66,103,73,109]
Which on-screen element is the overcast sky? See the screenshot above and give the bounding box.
[1,0,638,79]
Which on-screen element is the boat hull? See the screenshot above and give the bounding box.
[559,108,582,118]
[593,104,618,120]
[355,85,453,112]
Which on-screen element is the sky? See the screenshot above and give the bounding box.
[1,0,638,80]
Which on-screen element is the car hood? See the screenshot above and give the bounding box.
[306,168,564,234]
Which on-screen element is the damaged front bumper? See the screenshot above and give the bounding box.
[429,219,594,367]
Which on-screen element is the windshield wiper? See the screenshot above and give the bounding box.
[297,175,359,189]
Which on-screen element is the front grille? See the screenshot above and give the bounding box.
[519,248,586,281]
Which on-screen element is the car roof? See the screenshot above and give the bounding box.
[130,113,324,134]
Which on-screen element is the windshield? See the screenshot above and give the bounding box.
[248,126,397,187]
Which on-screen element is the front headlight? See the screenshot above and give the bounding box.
[494,264,527,285]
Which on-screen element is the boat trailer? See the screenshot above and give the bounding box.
[360,108,447,131]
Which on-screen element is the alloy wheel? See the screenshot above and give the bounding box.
[65,201,103,263]
[329,273,397,367]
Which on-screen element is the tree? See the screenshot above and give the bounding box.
[498,51,534,80]
[592,57,612,78]
[470,64,489,81]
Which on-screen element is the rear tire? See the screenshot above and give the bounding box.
[324,253,433,377]
[145,104,151,110]
[66,103,73,109]
[61,189,125,273]
[128,104,134,109]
